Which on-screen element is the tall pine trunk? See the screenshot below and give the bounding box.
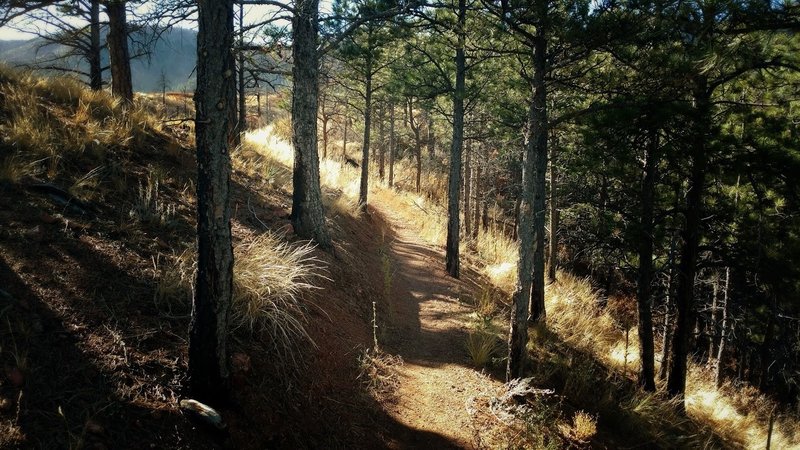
[508,14,547,378]
[715,267,731,387]
[106,0,133,103]
[427,113,435,159]
[237,1,247,138]
[528,10,547,323]
[472,146,481,241]
[359,62,373,211]
[378,104,385,180]
[445,0,466,278]
[667,83,710,406]
[290,0,331,249]
[464,144,471,237]
[88,0,102,91]
[547,142,558,282]
[389,102,395,188]
[636,130,659,392]
[190,0,236,404]
[342,113,348,159]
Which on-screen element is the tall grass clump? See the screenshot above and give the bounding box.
[154,233,325,367]
[232,233,325,365]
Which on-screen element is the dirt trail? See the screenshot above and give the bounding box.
[373,205,503,449]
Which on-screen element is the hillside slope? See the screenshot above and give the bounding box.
[0,68,426,448]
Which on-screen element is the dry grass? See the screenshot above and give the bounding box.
[558,410,597,445]
[238,123,800,448]
[357,348,403,403]
[466,331,501,368]
[153,232,325,367]
[0,65,168,195]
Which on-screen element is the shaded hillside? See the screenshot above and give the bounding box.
[0,67,420,449]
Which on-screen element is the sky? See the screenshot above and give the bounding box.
[0,4,291,41]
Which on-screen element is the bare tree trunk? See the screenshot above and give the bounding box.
[322,116,329,159]
[528,11,547,324]
[408,98,423,193]
[445,0,466,279]
[508,12,547,378]
[667,85,710,407]
[237,1,246,137]
[659,294,673,380]
[547,142,558,282]
[106,0,133,103]
[636,130,659,392]
[89,0,102,91]
[708,272,720,364]
[427,113,435,160]
[290,0,331,249]
[482,146,489,229]
[342,113,348,159]
[715,267,731,387]
[464,143,472,238]
[378,104,385,181]
[389,102,395,188]
[190,0,235,405]
[473,145,481,240]
[359,62,373,211]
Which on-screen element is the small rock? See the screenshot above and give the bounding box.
[179,399,226,431]
[0,396,12,411]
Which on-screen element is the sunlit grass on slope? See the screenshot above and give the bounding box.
[242,125,800,448]
[0,65,163,193]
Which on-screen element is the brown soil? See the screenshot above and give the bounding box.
[370,205,504,449]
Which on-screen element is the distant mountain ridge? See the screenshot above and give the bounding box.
[0,27,198,92]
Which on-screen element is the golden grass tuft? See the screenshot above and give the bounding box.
[466,331,501,368]
[558,410,597,445]
[231,233,324,362]
[154,233,325,367]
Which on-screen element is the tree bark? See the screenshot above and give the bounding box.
[322,115,329,159]
[389,102,395,188]
[378,103,385,180]
[715,266,731,387]
[445,0,466,279]
[106,0,133,103]
[408,98,423,193]
[427,113,435,160]
[636,130,659,392]
[708,272,720,363]
[359,60,373,211]
[667,84,710,406]
[237,1,246,137]
[190,0,236,405]
[290,0,331,249]
[342,112,348,159]
[464,143,472,238]
[508,11,548,378]
[472,145,481,241]
[528,10,547,324]
[88,0,102,91]
[547,141,558,282]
